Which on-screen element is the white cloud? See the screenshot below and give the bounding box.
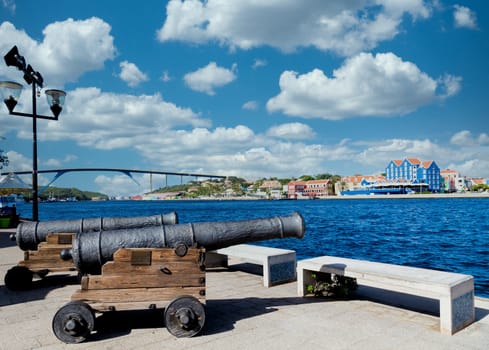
[266,52,461,119]
[94,174,149,197]
[451,130,489,147]
[4,150,31,172]
[351,131,488,178]
[453,5,477,29]
[43,154,78,167]
[2,87,211,150]
[437,74,462,98]
[353,138,449,170]
[119,61,148,87]
[252,59,267,69]
[157,0,431,56]
[183,62,237,95]
[450,130,473,146]
[0,18,116,86]
[242,100,258,111]
[2,0,15,14]
[44,158,61,167]
[161,70,171,82]
[6,124,489,196]
[266,123,315,140]
[0,150,53,187]
[479,134,489,145]
[447,159,489,179]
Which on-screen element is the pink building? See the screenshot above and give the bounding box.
[288,179,332,199]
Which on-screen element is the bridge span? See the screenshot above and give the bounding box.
[1,168,227,193]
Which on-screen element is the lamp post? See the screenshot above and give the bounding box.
[0,45,66,222]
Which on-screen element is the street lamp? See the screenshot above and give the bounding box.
[0,45,66,221]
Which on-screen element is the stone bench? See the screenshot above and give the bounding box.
[297,256,475,335]
[206,244,296,287]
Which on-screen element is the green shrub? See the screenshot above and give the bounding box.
[306,272,358,298]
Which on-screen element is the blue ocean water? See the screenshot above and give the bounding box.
[15,198,489,297]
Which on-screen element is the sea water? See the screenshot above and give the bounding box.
[15,197,489,297]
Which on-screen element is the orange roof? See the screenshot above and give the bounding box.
[471,178,486,185]
[341,175,385,184]
[393,159,403,166]
[422,160,433,168]
[440,169,458,175]
[306,179,331,184]
[406,158,421,165]
[341,175,364,184]
[289,181,306,185]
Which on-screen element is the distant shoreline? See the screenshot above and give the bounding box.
[166,192,489,201]
[321,192,489,200]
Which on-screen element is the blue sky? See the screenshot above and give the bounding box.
[0,0,488,196]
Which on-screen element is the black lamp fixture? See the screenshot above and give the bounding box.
[0,45,67,221]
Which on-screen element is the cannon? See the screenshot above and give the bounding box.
[68,212,304,275]
[13,212,179,251]
[4,212,178,291]
[52,212,305,343]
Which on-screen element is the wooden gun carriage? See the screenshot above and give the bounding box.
[4,213,178,290]
[51,212,305,343]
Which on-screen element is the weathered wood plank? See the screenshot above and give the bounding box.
[71,287,205,305]
[72,248,206,311]
[100,247,205,275]
[101,261,203,275]
[112,247,205,263]
[18,260,75,269]
[84,272,205,290]
[17,241,75,271]
[81,297,206,312]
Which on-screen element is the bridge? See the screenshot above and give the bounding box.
[1,168,227,193]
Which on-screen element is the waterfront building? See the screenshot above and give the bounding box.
[440,169,457,192]
[288,181,306,199]
[471,178,488,187]
[260,180,282,191]
[385,158,440,192]
[341,175,386,191]
[288,179,332,199]
[440,169,461,192]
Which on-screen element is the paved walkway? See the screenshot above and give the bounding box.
[1,227,488,350]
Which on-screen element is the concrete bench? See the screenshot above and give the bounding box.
[206,244,296,287]
[297,256,475,335]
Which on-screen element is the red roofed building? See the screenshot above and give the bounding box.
[341,174,386,190]
[288,179,332,199]
[288,181,306,199]
[385,158,441,192]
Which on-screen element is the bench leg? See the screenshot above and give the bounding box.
[297,267,316,296]
[439,279,475,335]
[265,253,296,288]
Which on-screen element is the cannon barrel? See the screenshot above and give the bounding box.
[70,212,305,274]
[14,212,178,251]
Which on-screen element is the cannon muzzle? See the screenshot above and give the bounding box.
[15,212,178,251]
[70,212,305,274]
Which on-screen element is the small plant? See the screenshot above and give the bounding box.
[306,272,358,298]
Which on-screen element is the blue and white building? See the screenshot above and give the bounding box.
[385,158,441,192]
